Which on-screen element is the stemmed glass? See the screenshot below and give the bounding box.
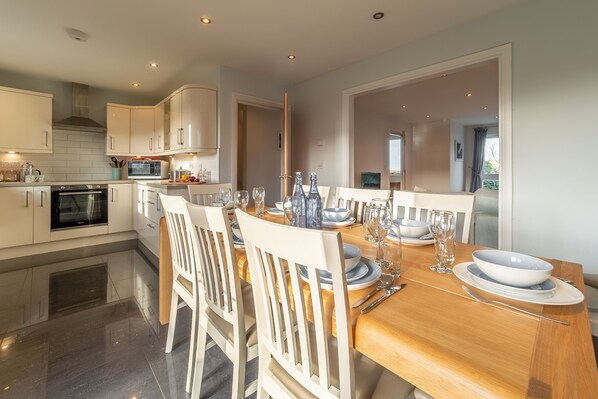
[252,187,265,217]
[427,210,456,274]
[282,195,293,225]
[363,199,391,244]
[234,190,249,213]
[364,205,392,263]
[219,187,232,205]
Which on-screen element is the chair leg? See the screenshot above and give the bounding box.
[190,324,208,399]
[231,347,247,399]
[165,291,179,353]
[256,350,269,399]
[185,304,198,393]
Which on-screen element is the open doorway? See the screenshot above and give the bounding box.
[237,103,283,203]
[342,44,512,249]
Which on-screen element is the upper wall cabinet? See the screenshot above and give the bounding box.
[106,104,131,155]
[130,107,156,154]
[0,86,52,153]
[167,87,216,151]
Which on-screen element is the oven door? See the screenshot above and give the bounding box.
[51,188,108,230]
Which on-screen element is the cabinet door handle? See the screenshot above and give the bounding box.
[25,191,31,208]
[158,136,162,149]
[110,135,115,150]
[147,223,155,229]
[157,198,161,212]
[149,137,153,151]
[111,188,115,202]
[147,200,155,205]
[45,130,49,147]
[40,190,46,207]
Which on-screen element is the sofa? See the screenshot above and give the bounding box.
[471,188,498,248]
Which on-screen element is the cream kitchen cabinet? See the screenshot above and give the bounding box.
[108,183,133,233]
[168,87,217,151]
[0,186,51,249]
[106,103,131,155]
[129,107,156,154]
[0,86,52,153]
[153,103,165,153]
[135,183,161,256]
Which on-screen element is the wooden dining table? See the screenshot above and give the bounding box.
[159,210,598,398]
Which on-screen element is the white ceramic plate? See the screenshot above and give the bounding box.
[318,261,369,283]
[387,231,434,246]
[299,258,381,291]
[267,208,284,216]
[454,262,584,305]
[322,217,356,228]
[467,263,556,296]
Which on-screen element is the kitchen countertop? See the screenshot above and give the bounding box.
[0,180,219,188]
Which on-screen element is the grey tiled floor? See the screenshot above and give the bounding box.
[0,250,255,398]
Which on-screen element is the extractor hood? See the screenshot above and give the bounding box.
[53,83,106,133]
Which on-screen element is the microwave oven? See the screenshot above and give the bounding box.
[127,160,170,179]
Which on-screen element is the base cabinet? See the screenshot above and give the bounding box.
[108,184,133,233]
[0,186,50,249]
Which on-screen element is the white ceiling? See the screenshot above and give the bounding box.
[355,60,499,126]
[0,0,522,96]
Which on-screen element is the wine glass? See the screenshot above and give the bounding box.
[364,205,392,263]
[363,199,391,244]
[282,195,293,225]
[234,190,249,213]
[427,210,456,274]
[219,187,232,205]
[252,187,265,217]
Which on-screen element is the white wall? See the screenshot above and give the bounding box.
[290,0,598,273]
[449,121,465,192]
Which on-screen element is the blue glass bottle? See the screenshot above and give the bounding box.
[291,172,306,227]
[306,172,322,229]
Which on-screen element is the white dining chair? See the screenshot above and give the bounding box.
[302,184,332,208]
[188,182,233,205]
[186,202,259,399]
[235,209,415,399]
[160,194,201,394]
[391,190,475,243]
[335,187,391,223]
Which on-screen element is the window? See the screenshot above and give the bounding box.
[389,133,402,175]
[482,136,499,190]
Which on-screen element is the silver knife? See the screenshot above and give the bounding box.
[352,286,381,308]
[361,284,405,314]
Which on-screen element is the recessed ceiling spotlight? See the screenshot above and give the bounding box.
[495,115,499,119]
[132,82,140,87]
[373,12,384,20]
[149,62,158,68]
[426,115,430,118]
[200,17,212,24]
[287,54,296,60]
[402,105,407,109]
[482,106,488,110]
[466,93,472,97]
[65,28,89,42]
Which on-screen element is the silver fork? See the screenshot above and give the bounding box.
[461,286,569,325]
[352,272,396,308]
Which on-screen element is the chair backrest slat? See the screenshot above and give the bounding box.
[335,187,391,223]
[236,210,355,398]
[186,203,244,326]
[188,183,233,205]
[392,190,475,243]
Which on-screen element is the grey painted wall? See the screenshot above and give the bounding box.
[290,0,598,272]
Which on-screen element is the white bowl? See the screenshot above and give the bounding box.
[472,250,553,287]
[275,201,284,210]
[391,219,429,238]
[343,244,361,272]
[323,208,351,222]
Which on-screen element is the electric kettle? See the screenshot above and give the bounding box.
[20,162,41,182]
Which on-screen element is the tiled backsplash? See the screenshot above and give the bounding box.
[0,129,115,181]
[0,129,221,183]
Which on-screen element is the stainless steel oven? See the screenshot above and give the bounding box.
[51,185,108,230]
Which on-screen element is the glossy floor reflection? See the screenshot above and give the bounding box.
[0,249,256,398]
